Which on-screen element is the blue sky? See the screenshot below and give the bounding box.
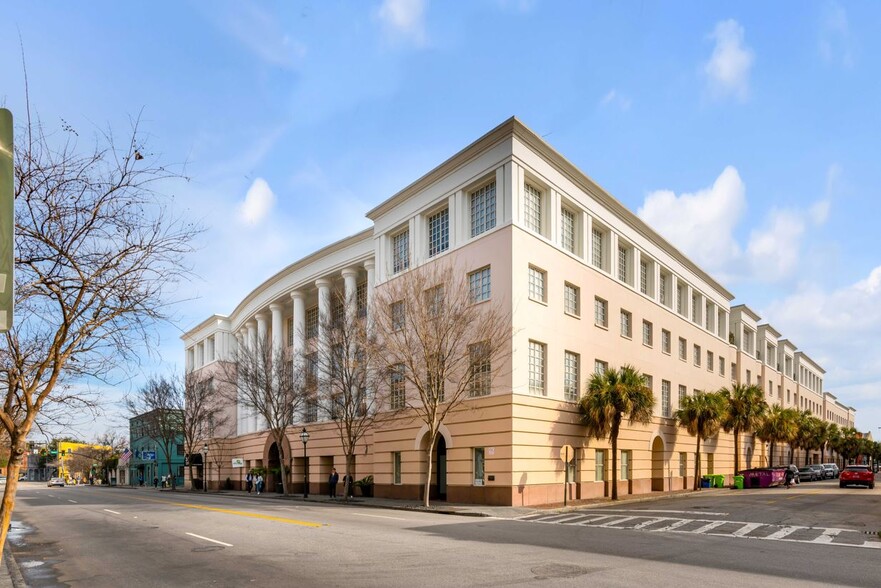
[3,1,880,440]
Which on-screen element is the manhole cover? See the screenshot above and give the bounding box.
[531,564,598,579]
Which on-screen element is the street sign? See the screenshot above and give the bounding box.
[0,108,13,333]
[231,458,244,468]
[141,451,156,461]
[559,445,574,462]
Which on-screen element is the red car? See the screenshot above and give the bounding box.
[839,465,875,489]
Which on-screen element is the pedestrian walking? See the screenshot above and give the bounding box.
[256,473,264,495]
[246,472,253,494]
[153,476,159,488]
[329,468,339,499]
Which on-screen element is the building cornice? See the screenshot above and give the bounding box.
[732,304,762,322]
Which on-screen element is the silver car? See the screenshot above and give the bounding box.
[47,477,66,487]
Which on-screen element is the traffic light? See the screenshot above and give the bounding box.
[49,450,58,456]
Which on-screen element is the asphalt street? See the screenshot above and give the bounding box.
[6,477,880,587]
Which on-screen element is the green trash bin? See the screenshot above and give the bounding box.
[733,475,744,490]
[713,474,725,488]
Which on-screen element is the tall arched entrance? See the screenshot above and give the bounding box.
[268,442,281,493]
[435,435,447,501]
[651,436,665,492]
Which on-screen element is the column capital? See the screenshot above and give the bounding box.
[341,267,360,279]
[363,259,375,271]
[290,290,306,301]
[315,278,333,289]
[269,303,285,313]
[254,313,268,322]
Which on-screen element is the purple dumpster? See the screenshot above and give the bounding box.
[740,468,786,488]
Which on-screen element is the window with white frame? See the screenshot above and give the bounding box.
[746,369,751,385]
[661,380,671,417]
[707,351,714,372]
[644,374,653,394]
[620,309,632,338]
[564,351,579,402]
[679,384,687,407]
[720,357,726,377]
[473,448,485,486]
[662,329,671,354]
[304,398,318,423]
[524,183,543,234]
[595,450,605,481]
[564,282,579,316]
[642,320,653,347]
[561,207,576,253]
[691,292,700,324]
[659,271,670,307]
[469,266,491,302]
[528,266,546,303]
[705,300,715,332]
[306,306,319,339]
[677,283,687,316]
[390,364,406,410]
[286,317,294,347]
[391,300,405,331]
[392,229,410,274]
[679,452,687,477]
[356,282,367,318]
[425,285,444,318]
[620,450,631,481]
[528,340,546,395]
[595,359,608,375]
[469,341,491,397]
[470,181,496,237]
[640,260,649,294]
[678,337,687,361]
[591,226,604,269]
[393,452,402,484]
[694,344,701,366]
[594,297,608,328]
[617,245,628,283]
[428,208,449,257]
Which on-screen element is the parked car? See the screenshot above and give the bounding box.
[839,465,874,489]
[47,477,66,487]
[822,463,840,479]
[798,466,818,481]
[809,464,825,479]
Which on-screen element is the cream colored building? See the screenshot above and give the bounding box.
[183,117,856,505]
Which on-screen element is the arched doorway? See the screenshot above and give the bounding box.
[651,437,665,492]
[435,435,447,501]
[268,442,281,493]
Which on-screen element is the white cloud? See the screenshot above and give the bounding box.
[703,19,755,102]
[819,2,854,68]
[207,4,307,68]
[377,0,428,45]
[746,209,806,277]
[599,89,632,111]
[238,178,276,225]
[638,166,746,275]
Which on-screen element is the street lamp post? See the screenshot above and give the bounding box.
[202,444,209,493]
[299,428,309,500]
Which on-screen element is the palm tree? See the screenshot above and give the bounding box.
[790,410,814,466]
[838,427,860,465]
[822,423,839,464]
[756,406,798,466]
[720,384,767,475]
[675,390,726,490]
[579,364,654,500]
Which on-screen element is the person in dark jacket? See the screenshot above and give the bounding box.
[329,468,339,499]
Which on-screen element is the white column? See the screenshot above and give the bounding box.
[364,260,375,331]
[195,342,204,369]
[254,314,268,431]
[246,321,257,433]
[270,304,284,352]
[235,331,245,436]
[291,291,306,355]
[342,268,359,325]
[316,278,332,340]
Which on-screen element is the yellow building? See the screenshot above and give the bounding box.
[57,441,111,483]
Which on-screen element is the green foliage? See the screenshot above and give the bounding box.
[721,384,768,473]
[353,475,374,488]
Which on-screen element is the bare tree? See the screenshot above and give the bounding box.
[0,110,199,554]
[207,435,232,491]
[94,430,127,483]
[312,287,385,501]
[372,259,510,507]
[182,372,229,491]
[219,336,304,495]
[126,376,184,489]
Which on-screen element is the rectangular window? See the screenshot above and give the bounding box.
[659,273,668,306]
[642,320,653,347]
[707,351,714,372]
[305,353,318,388]
[566,451,577,482]
[470,181,496,237]
[746,369,751,385]
[679,452,687,477]
[428,208,449,257]
[679,337,687,360]
[469,266,491,302]
[661,380,671,418]
[691,292,699,323]
[679,384,687,407]
[564,282,580,316]
[662,329,671,354]
[332,295,345,327]
[720,357,726,377]
[392,230,410,274]
[473,448,485,486]
[595,450,605,482]
[176,444,185,456]
[390,364,406,410]
[694,344,701,366]
[393,452,402,485]
[591,227,603,268]
[595,359,608,375]
[286,316,294,347]
[391,300,405,331]
[469,341,491,397]
[644,374,653,393]
[425,285,444,318]
[528,340,546,395]
[528,266,546,303]
[356,282,367,318]
[564,351,579,402]
[620,310,632,338]
[561,207,576,253]
[617,245,628,282]
[639,260,648,294]
[620,450,631,481]
[594,297,608,328]
[304,399,318,423]
[524,183,543,233]
[305,306,319,339]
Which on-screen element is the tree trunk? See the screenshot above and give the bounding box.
[693,436,702,491]
[770,442,775,466]
[424,434,436,508]
[0,437,27,558]
[610,421,619,500]
[279,444,289,496]
[344,452,355,503]
[733,430,741,475]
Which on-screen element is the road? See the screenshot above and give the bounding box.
[7,477,881,587]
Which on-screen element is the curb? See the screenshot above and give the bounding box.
[3,545,27,588]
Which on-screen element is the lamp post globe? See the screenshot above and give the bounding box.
[202,444,209,493]
[299,428,309,499]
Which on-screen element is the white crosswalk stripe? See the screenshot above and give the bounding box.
[512,512,881,550]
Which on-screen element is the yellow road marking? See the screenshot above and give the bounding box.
[136,496,324,528]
